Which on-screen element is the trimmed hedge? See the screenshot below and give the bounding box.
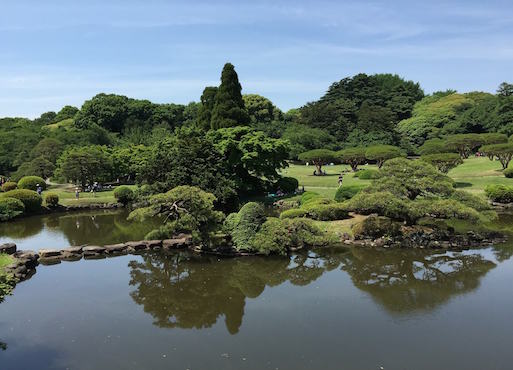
[335,185,364,202]
[251,217,332,255]
[224,202,267,250]
[352,215,403,240]
[504,168,513,178]
[344,191,417,223]
[1,189,42,213]
[485,184,513,203]
[17,176,47,191]
[114,186,135,205]
[0,197,25,221]
[1,182,17,192]
[303,203,348,221]
[353,169,380,180]
[44,192,59,207]
[274,177,299,193]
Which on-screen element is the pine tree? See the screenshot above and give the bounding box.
[197,86,218,130]
[210,63,249,129]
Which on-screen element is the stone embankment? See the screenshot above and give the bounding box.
[0,235,193,282]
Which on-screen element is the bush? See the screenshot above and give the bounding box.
[450,190,490,211]
[114,186,135,205]
[335,185,364,202]
[44,193,59,207]
[344,191,417,223]
[274,177,299,193]
[1,182,17,192]
[411,199,480,222]
[353,169,380,180]
[301,202,348,221]
[0,197,25,221]
[280,208,309,219]
[17,176,47,191]
[504,168,513,178]
[224,202,267,250]
[352,215,403,240]
[251,217,333,255]
[485,184,513,203]
[1,189,42,213]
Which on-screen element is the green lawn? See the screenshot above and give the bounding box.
[283,156,513,200]
[43,184,137,206]
[281,163,375,199]
[447,156,513,195]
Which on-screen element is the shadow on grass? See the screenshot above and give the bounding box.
[454,182,473,188]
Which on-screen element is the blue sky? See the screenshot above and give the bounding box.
[1,0,513,118]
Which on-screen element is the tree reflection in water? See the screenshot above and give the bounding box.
[340,248,497,314]
[128,245,511,333]
[128,252,329,334]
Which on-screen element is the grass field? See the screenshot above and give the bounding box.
[281,163,375,198]
[37,157,513,207]
[43,184,137,206]
[283,156,513,200]
[0,254,13,270]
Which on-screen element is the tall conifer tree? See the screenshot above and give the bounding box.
[210,63,249,129]
[197,86,218,130]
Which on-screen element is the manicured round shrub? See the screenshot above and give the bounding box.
[225,202,267,250]
[251,217,331,255]
[1,189,42,213]
[44,192,59,207]
[353,169,380,180]
[504,168,513,178]
[17,176,47,191]
[279,208,309,219]
[485,184,513,203]
[1,182,17,192]
[303,203,348,221]
[274,177,299,193]
[0,197,25,221]
[335,185,364,202]
[114,186,135,205]
[352,215,403,240]
[344,191,417,223]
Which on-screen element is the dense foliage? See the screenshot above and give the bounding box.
[44,193,59,207]
[0,197,25,221]
[299,73,424,146]
[128,185,224,243]
[1,189,42,213]
[485,184,513,203]
[17,176,47,191]
[114,186,135,205]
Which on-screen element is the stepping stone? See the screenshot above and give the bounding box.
[39,249,62,258]
[0,243,16,255]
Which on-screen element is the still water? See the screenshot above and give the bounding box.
[1,212,513,369]
[0,210,159,251]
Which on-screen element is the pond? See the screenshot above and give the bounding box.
[0,210,160,251]
[1,212,513,369]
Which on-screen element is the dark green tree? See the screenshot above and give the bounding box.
[138,126,239,211]
[210,63,250,129]
[197,86,218,130]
